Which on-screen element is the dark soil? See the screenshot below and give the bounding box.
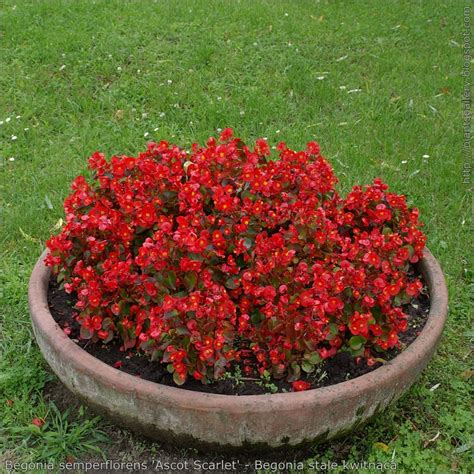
[47,271,430,396]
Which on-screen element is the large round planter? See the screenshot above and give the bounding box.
[29,248,448,452]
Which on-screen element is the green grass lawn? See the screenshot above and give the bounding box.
[1,0,472,472]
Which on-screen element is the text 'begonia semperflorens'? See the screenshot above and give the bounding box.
[46,129,426,386]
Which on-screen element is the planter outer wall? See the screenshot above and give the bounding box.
[29,249,448,452]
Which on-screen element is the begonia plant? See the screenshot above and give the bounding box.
[46,129,426,387]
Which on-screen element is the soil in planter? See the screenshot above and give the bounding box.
[47,270,430,395]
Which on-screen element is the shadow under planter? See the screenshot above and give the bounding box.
[29,248,448,453]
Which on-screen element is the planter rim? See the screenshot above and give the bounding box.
[29,248,448,412]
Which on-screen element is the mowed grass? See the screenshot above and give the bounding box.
[0,0,472,472]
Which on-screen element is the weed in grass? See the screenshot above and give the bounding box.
[0,403,108,463]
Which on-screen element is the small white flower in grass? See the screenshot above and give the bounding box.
[401,160,408,164]
[11,135,17,141]
[336,55,348,62]
[217,96,222,101]
[429,383,440,392]
[253,42,258,46]
[422,154,430,158]
[348,88,362,94]
[317,76,326,80]
[15,115,21,119]
[144,132,149,138]
[167,79,173,84]
[154,127,159,131]
[275,130,280,134]
[284,13,289,17]
[287,42,292,47]
[117,66,122,72]
[0,121,3,125]
[6,117,11,123]
[9,157,15,161]
[240,110,245,116]
[137,69,141,73]
[24,128,29,131]
[339,86,346,90]
[159,112,165,118]
[217,128,222,132]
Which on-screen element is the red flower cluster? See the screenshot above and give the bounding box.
[46,129,426,386]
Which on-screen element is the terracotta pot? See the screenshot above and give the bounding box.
[29,248,448,452]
